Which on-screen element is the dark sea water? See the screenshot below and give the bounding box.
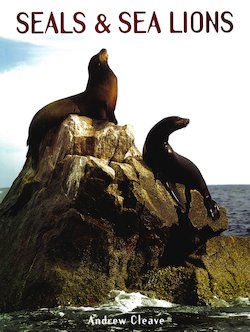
[209,185,250,237]
[0,185,249,331]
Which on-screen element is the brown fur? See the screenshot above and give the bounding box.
[27,49,118,167]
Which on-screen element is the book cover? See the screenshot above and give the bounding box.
[0,0,249,330]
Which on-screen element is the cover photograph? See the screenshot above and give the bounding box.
[0,0,249,330]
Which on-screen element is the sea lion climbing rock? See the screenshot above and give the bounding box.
[27,48,118,167]
[143,116,220,220]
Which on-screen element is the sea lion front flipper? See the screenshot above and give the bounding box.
[184,187,191,216]
[104,101,118,125]
[156,173,185,210]
[109,112,118,125]
[165,181,182,207]
[204,196,220,221]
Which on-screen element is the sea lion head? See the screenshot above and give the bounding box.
[87,49,111,83]
[147,116,189,143]
[164,116,190,133]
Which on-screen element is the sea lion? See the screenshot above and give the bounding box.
[143,116,220,220]
[27,48,118,167]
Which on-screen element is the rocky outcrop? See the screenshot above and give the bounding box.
[141,236,250,306]
[0,115,231,311]
[194,236,250,305]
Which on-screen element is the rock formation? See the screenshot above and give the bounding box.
[141,236,250,306]
[0,115,247,312]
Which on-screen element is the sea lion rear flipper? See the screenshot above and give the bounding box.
[204,196,220,221]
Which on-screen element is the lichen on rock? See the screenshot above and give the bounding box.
[194,236,250,305]
[140,236,250,306]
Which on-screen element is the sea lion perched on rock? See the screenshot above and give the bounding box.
[27,48,118,167]
[143,116,220,220]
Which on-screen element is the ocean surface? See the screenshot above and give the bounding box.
[0,185,249,331]
[209,185,250,237]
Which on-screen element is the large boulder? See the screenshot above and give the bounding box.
[0,115,228,311]
[140,236,250,306]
